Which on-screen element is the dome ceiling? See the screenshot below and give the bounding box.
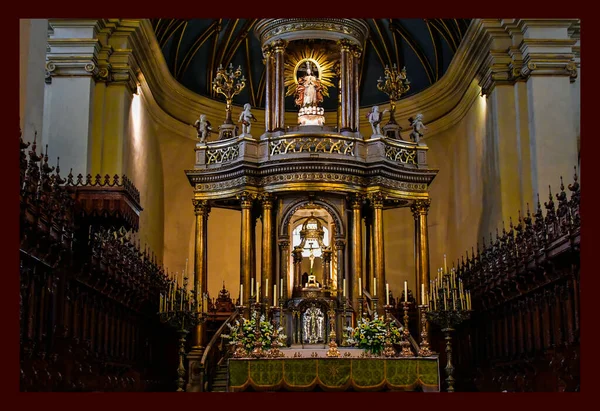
[151,19,471,111]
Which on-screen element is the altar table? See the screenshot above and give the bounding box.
[228,357,440,392]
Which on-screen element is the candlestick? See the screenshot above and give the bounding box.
[444,292,447,310]
[273,285,277,306]
[266,279,269,297]
[251,278,254,297]
[280,278,283,298]
[159,294,163,313]
[452,291,456,310]
[343,278,346,297]
[240,284,243,305]
[358,278,362,296]
[386,283,390,305]
[257,284,260,300]
[444,254,448,274]
[421,283,425,304]
[404,281,408,303]
[373,277,377,296]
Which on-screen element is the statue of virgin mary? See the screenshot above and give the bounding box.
[295,61,323,108]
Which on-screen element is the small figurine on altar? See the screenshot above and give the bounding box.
[367,106,389,136]
[409,113,427,144]
[238,103,257,136]
[194,114,212,143]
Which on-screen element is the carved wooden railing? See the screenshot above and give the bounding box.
[451,170,580,392]
[200,310,240,391]
[19,132,173,392]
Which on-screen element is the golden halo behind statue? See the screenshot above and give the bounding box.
[284,47,335,99]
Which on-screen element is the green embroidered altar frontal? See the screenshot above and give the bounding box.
[228,357,440,392]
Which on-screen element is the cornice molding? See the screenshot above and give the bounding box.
[54,18,577,141]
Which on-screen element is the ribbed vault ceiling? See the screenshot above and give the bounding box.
[151,19,471,111]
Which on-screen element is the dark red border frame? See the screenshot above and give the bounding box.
[8,2,593,408]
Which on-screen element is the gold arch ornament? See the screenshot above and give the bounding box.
[284,48,336,99]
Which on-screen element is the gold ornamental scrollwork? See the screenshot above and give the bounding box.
[192,199,211,216]
[410,198,431,218]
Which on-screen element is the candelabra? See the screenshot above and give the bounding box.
[158,271,203,392]
[339,295,351,346]
[326,308,341,357]
[399,301,414,357]
[376,64,410,126]
[382,305,396,357]
[417,305,434,357]
[212,63,246,126]
[426,260,472,392]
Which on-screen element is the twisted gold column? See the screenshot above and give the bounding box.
[350,196,363,313]
[262,45,274,133]
[192,199,210,349]
[260,194,274,306]
[239,192,254,304]
[371,193,385,313]
[411,199,431,305]
[273,40,287,132]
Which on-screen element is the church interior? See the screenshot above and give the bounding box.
[19,18,580,392]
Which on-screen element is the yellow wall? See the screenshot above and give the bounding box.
[383,92,488,295]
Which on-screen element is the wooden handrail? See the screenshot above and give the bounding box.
[201,309,240,367]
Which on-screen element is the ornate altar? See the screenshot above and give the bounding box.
[185,18,438,392]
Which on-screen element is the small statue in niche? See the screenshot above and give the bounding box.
[366,105,389,136]
[409,113,427,144]
[194,114,212,143]
[238,103,257,136]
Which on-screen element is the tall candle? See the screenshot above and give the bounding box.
[251,278,255,297]
[280,278,283,298]
[159,294,163,313]
[444,292,447,310]
[453,291,456,310]
[184,258,188,276]
[343,278,346,297]
[421,284,425,304]
[373,277,377,296]
[257,284,260,300]
[358,278,362,296]
[274,285,277,306]
[444,254,448,274]
[266,279,269,297]
[240,284,243,305]
[386,283,390,305]
[404,281,408,303]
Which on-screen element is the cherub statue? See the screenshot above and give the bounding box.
[366,106,389,136]
[238,103,257,135]
[194,114,212,143]
[409,113,427,143]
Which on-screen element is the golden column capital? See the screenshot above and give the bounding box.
[259,192,274,209]
[237,191,255,209]
[262,44,274,58]
[278,238,290,248]
[271,39,288,52]
[350,44,362,59]
[349,194,364,210]
[337,38,353,51]
[410,198,431,217]
[334,238,346,249]
[369,192,385,209]
[192,199,210,216]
